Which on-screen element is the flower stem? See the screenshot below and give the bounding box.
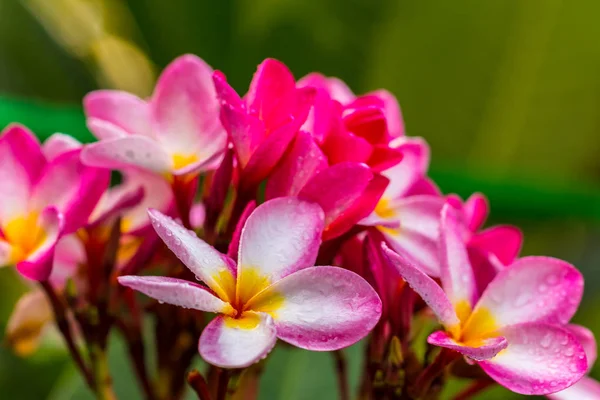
[452,380,494,400]
[216,368,230,400]
[40,281,95,389]
[333,350,350,400]
[411,348,460,399]
[187,370,211,400]
[90,343,116,400]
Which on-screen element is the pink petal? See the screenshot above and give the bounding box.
[439,204,477,312]
[81,135,172,174]
[548,376,600,400]
[343,105,388,145]
[404,177,442,197]
[0,124,45,223]
[49,234,85,288]
[89,185,145,228]
[470,225,523,266]
[118,276,232,313]
[565,324,597,368]
[265,131,328,199]
[86,119,129,140]
[42,133,82,160]
[367,145,404,172]
[199,312,277,368]
[463,193,489,232]
[84,90,150,138]
[17,207,63,281]
[480,323,587,395]
[190,203,206,230]
[151,54,226,159]
[472,256,583,332]
[381,244,460,332]
[119,172,173,233]
[31,150,110,234]
[246,266,382,351]
[238,198,324,283]
[367,89,405,138]
[381,137,430,200]
[297,73,355,104]
[427,331,507,361]
[227,201,256,260]
[321,123,373,165]
[147,210,236,302]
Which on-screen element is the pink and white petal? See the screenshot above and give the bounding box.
[479,323,587,395]
[5,289,53,356]
[382,230,439,278]
[118,276,232,313]
[0,124,45,222]
[171,148,225,177]
[199,312,277,368]
[81,135,172,174]
[381,244,460,332]
[42,133,81,160]
[564,325,596,367]
[367,89,405,138]
[382,137,430,200]
[122,173,172,233]
[88,185,145,228]
[246,266,382,351]
[427,331,507,361]
[147,210,236,301]
[265,131,328,199]
[472,256,584,330]
[463,193,489,232]
[327,77,355,104]
[439,203,477,311]
[548,376,600,400]
[469,225,523,266]
[227,201,256,260]
[404,177,442,197]
[151,54,225,156]
[86,119,129,140]
[238,198,324,282]
[84,90,150,137]
[246,59,297,122]
[17,207,63,281]
[49,234,85,288]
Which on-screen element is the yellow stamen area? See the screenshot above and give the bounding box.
[172,153,199,170]
[460,306,498,343]
[4,212,46,262]
[244,286,285,319]
[211,269,237,305]
[223,312,261,330]
[117,236,142,265]
[454,299,473,327]
[236,267,273,307]
[374,198,396,219]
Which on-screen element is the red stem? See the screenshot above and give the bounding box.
[411,348,460,398]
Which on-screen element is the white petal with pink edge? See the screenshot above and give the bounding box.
[381,244,460,332]
[50,234,85,288]
[246,266,381,351]
[199,313,277,368]
[427,331,507,361]
[84,90,151,137]
[42,133,81,160]
[548,376,600,400]
[238,198,324,283]
[480,322,587,395]
[118,276,233,314]
[81,135,172,174]
[472,256,583,331]
[564,325,597,367]
[147,210,236,302]
[381,137,430,200]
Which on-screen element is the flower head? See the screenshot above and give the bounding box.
[0,124,108,280]
[382,203,587,395]
[82,54,227,178]
[119,197,381,368]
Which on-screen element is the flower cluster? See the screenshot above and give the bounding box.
[2,54,597,399]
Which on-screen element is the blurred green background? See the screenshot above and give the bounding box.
[1,0,600,398]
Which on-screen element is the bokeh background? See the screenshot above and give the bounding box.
[1,0,600,398]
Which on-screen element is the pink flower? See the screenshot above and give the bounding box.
[82,54,227,178]
[0,124,109,281]
[213,59,315,191]
[382,204,587,395]
[359,137,445,276]
[119,197,382,368]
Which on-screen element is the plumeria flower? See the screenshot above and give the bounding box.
[119,197,382,368]
[81,54,227,179]
[360,137,445,276]
[213,59,315,190]
[0,124,109,281]
[382,203,588,395]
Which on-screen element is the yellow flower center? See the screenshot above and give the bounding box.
[172,153,199,170]
[374,198,396,219]
[3,212,47,262]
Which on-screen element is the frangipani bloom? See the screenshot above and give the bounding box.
[0,124,108,280]
[82,54,227,178]
[382,204,588,395]
[360,137,444,276]
[119,198,381,368]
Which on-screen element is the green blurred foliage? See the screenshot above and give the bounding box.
[0,0,600,398]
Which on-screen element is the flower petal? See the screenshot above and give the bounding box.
[381,244,460,332]
[469,256,583,334]
[199,312,277,368]
[227,201,256,261]
[367,89,405,138]
[81,135,172,174]
[547,376,600,400]
[50,234,85,288]
[246,266,381,351]
[0,240,12,266]
[118,276,233,313]
[381,137,430,200]
[469,225,523,266]
[151,55,226,159]
[238,198,324,292]
[439,203,477,314]
[479,323,587,395]
[427,331,507,361]
[147,210,236,303]
[84,90,150,137]
[565,324,597,368]
[463,193,488,232]
[5,289,53,356]
[42,133,82,160]
[0,124,45,223]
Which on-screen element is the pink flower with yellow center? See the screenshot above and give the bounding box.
[0,124,108,281]
[382,203,588,395]
[119,197,382,368]
[81,54,227,178]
